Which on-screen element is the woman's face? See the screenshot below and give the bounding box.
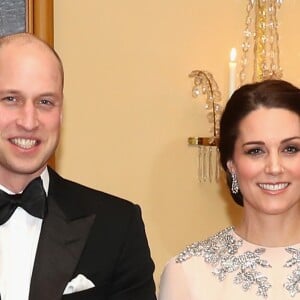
[227,107,300,216]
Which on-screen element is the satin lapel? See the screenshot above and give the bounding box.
[29,195,95,300]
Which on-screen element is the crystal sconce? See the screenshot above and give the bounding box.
[189,0,283,183]
[188,71,223,183]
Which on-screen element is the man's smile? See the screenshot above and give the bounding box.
[9,137,39,149]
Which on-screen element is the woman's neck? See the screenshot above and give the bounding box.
[235,210,300,247]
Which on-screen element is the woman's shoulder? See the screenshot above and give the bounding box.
[161,226,241,281]
[159,227,238,300]
[175,226,237,264]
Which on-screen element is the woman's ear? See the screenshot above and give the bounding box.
[226,160,235,174]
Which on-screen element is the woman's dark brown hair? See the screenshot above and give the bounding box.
[219,79,300,206]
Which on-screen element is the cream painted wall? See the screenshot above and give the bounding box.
[53,0,300,287]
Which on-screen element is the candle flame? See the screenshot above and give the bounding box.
[230,48,237,62]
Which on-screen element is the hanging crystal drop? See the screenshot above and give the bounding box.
[192,85,201,98]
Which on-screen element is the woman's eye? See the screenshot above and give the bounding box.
[284,145,299,154]
[245,148,263,156]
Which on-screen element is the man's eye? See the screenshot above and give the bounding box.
[3,96,16,102]
[39,99,53,106]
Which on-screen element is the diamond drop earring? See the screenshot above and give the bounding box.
[231,173,239,194]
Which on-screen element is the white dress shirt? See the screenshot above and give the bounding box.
[0,169,49,300]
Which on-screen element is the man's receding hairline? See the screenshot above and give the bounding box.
[0,32,46,49]
[0,32,64,87]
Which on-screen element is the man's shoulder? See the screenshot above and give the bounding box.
[47,167,137,215]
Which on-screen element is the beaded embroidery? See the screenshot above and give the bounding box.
[176,227,272,298]
[176,227,300,298]
[283,247,300,297]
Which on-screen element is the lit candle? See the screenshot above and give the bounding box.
[229,48,237,98]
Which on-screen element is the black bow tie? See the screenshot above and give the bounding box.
[0,177,47,225]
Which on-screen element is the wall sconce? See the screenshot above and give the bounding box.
[189,0,283,183]
[188,70,223,183]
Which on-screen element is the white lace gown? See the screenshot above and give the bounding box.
[158,227,300,300]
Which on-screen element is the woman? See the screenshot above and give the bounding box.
[159,79,300,299]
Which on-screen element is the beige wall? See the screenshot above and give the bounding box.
[53,0,300,286]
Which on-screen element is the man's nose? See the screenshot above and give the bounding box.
[16,102,39,130]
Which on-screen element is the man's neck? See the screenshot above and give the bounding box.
[0,167,47,193]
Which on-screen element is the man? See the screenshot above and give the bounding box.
[0,33,156,300]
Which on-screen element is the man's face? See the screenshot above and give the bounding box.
[0,42,63,183]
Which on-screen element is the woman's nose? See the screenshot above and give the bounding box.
[264,153,284,175]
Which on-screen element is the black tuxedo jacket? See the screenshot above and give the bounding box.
[28,167,156,300]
